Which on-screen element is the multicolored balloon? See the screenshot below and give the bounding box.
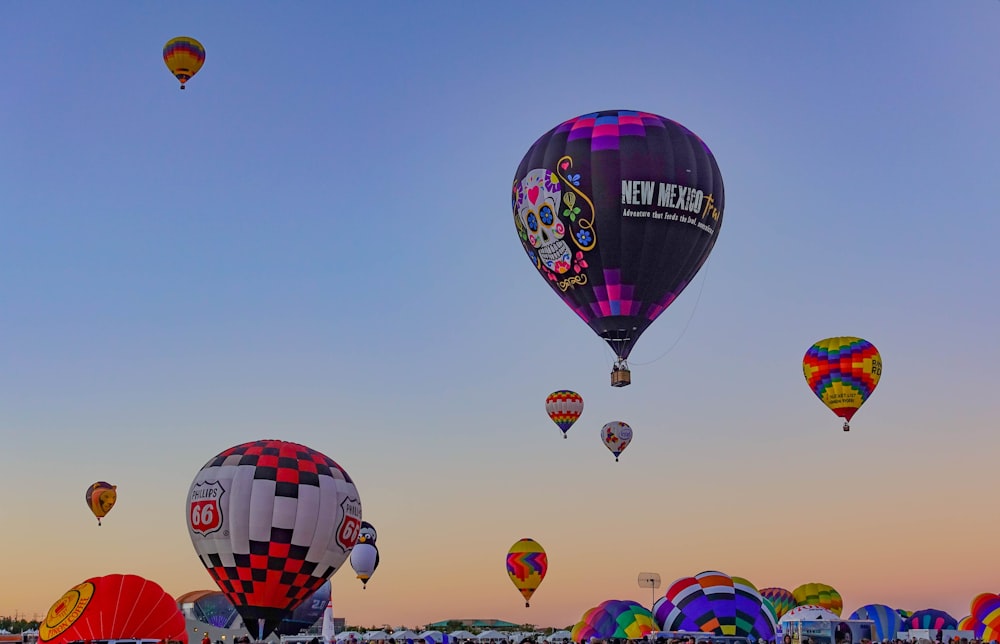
[572,600,657,643]
[601,421,633,462]
[350,521,380,589]
[506,538,547,607]
[897,609,913,620]
[186,439,362,639]
[904,609,958,631]
[545,390,584,438]
[760,587,796,620]
[780,605,841,623]
[163,36,205,89]
[850,604,904,641]
[971,595,1000,640]
[175,590,240,629]
[792,582,843,616]
[85,481,117,526]
[958,615,975,631]
[512,110,724,385]
[39,574,186,644]
[803,337,882,432]
[653,571,777,641]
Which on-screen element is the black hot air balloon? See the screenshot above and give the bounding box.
[512,110,724,386]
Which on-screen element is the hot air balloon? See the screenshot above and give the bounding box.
[652,571,778,642]
[85,481,116,526]
[163,37,205,89]
[957,615,975,632]
[39,573,187,644]
[760,587,797,620]
[545,390,584,438]
[176,590,240,629]
[350,521,380,589]
[506,538,547,607]
[572,600,657,643]
[276,581,331,636]
[971,595,1000,641]
[186,439,362,640]
[792,583,843,616]
[601,421,633,462]
[512,111,724,387]
[803,337,882,432]
[904,609,957,631]
[849,604,904,641]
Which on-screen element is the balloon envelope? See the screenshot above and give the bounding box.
[506,538,547,606]
[803,337,881,426]
[85,481,117,525]
[760,587,796,620]
[163,36,205,88]
[275,581,331,636]
[849,604,903,641]
[792,583,843,616]
[545,390,584,437]
[904,609,957,631]
[572,600,657,643]
[512,110,724,365]
[39,573,186,644]
[601,421,633,460]
[186,439,362,638]
[653,571,777,641]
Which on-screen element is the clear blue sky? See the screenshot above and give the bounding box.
[2,0,999,629]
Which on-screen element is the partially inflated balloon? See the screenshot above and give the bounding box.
[904,609,957,631]
[601,421,633,462]
[850,604,903,641]
[546,390,584,438]
[792,583,843,616]
[506,538,547,607]
[39,574,186,644]
[760,588,796,620]
[85,481,116,526]
[958,615,975,631]
[653,571,777,641]
[163,37,205,89]
[512,110,724,384]
[572,600,657,643]
[186,439,362,639]
[803,337,881,431]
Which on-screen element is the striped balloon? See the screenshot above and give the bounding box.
[958,615,975,631]
[971,595,1000,640]
[162,37,206,89]
[545,390,584,437]
[792,582,843,616]
[571,600,657,643]
[760,588,797,620]
[905,609,958,631]
[850,604,903,641]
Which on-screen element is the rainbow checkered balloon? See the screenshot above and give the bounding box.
[545,390,584,438]
[803,337,881,430]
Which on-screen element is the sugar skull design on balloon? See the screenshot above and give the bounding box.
[512,157,596,284]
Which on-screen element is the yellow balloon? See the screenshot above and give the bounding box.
[506,538,547,607]
[163,37,205,89]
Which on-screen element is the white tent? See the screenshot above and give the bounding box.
[548,631,572,642]
[477,632,506,641]
[392,631,420,641]
[780,605,841,623]
[336,632,363,641]
[364,632,390,641]
[419,632,444,643]
[449,632,475,640]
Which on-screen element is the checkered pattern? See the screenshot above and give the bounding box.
[189,440,361,637]
[553,110,669,151]
[544,390,583,433]
[802,337,881,421]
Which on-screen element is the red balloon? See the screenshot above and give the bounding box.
[39,573,187,644]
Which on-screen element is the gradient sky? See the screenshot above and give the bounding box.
[2,0,999,632]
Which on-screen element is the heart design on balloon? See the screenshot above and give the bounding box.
[527,186,540,204]
[560,161,570,170]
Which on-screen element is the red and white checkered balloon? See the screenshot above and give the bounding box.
[187,439,362,638]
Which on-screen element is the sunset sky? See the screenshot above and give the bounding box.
[2,1,998,631]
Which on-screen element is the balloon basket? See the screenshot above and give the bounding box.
[611,368,631,387]
[843,422,850,432]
